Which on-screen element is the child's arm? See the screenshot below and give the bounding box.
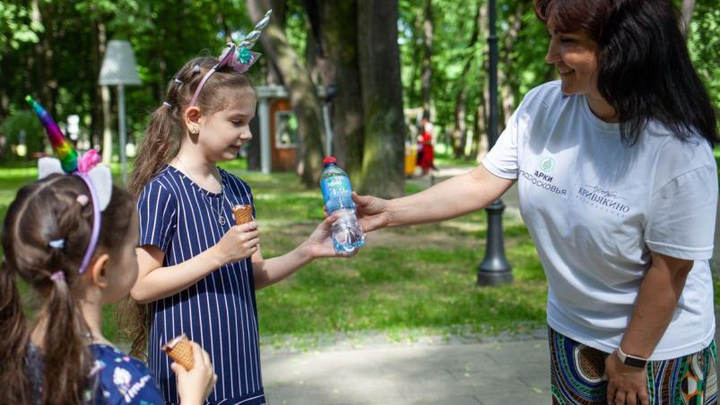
[252,214,345,290]
[131,222,260,303]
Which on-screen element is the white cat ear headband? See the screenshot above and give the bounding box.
[27,95,112,274]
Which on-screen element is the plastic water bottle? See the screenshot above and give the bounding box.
[320,157,365,254]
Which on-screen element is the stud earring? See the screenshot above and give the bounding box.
[189,125,200,134]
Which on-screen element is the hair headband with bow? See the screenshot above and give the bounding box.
[189,9,272,107]
[26,95,112,274]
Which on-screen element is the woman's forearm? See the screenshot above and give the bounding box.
[620,260,692,358]
[388,165,515,227]
[131,247,223,304]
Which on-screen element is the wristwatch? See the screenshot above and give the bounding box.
[616,346,648,368]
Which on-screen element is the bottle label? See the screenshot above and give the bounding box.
[321,176,354,212]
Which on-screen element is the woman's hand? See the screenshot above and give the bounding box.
[604,351,649,405]
[351,192,391,232]
[302,214,356,258]
[212,221,260,265]
[172,341,217,405]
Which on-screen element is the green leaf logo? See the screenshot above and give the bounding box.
[540,157,554,172]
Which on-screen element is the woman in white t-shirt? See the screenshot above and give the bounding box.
[353,0,718,404]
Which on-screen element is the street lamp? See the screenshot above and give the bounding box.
[478,0,512,286]
[99,40,141,182]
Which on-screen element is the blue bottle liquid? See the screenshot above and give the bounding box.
[320,157,365,254]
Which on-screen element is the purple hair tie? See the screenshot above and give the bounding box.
[50,271,65,282]
[74,172,101,274]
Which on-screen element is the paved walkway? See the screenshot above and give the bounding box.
[261,165,720,405]
[262,337,550,405]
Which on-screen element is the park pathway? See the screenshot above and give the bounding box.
[262,335,550,405]
[261,164,720,405]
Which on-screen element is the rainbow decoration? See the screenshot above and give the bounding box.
[26,95,78,173]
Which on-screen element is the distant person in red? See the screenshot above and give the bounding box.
[418,117,436,175]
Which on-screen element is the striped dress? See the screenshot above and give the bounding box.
[137,165,265,405]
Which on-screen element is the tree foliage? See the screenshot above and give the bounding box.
[0,0,717,171]
[687,0,720,111]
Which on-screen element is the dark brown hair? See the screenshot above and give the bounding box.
[128,56,256,199]
[0,174,135,405]
[535,0,718,146]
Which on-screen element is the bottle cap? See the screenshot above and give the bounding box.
[323,156,337,165]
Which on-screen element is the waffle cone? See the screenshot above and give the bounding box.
[232,205,253,225]
[162,334,194,370]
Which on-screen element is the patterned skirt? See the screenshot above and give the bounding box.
[549,328,717,405]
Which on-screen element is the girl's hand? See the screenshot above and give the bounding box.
[212,221,260,265]
[352,192,390,232]
[171,341,217,405]
[604,351,649,405]
[303,214,356,258]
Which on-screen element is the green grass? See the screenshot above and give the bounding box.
[225,168,549,341]
[432,143,479,167]
[1,160,547,344]
[3,155,718,347]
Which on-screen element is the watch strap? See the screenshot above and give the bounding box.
[616,346,648,368]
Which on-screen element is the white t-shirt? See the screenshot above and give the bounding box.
[483,80,717,360]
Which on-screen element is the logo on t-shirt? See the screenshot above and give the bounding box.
[576,185,631,216]
[540,157,555,173]
[516,156,568,196]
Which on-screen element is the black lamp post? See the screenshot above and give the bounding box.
[478,0,512,286]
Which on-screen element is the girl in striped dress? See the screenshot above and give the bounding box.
[127,54,346,405]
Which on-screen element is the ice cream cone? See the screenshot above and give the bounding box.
[162,334,194,370]
[232,205,253,225]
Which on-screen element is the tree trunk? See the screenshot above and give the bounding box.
[271,0,287,22]
[315,0,364,180]
[681,0,696,36]
[96,21,114,164]
[249,0,287,171]
[452,91,467,158]
[303,0,322,85]
[101,84,113,163]
[264,0,286,86]
[305,23,320,87]
[29,0,56,155]
[498,70,513,127]
[0,57,10,123]
[39,1,56,116]
[357,0,405,198]
[473,5,490,162]
[247,115,261,171]
[30,0,47,110]
[499,4,525,127]
[247,0,326,187]
[451,3,481,159]
[91,13,105,151]
[408,14,423,107]
[421,0,434,121]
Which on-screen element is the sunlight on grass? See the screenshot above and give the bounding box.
[0,161,659,342]
[233,167,550,338]
[5,160,714,345]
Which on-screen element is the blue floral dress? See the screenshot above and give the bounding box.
[27,343,166,404]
